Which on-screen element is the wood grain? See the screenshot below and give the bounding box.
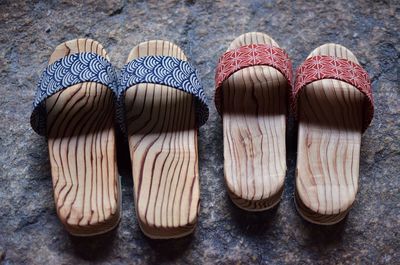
[222,32,288,211]
[125,40,199,239]
[295,43,364,225]
[46,39,120,236]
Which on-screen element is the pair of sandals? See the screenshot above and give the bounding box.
[216,32,373,224]
[30,32,373,238]
[31,39,207,239]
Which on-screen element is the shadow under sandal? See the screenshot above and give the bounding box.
[215,32,292,211]
[30,39,121,236]
[293,44,374,225]
[118,40,209,239]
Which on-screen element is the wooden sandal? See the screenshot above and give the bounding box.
[293,43,374,225]
[214,32,293,211]
[118,40,209,238]
[30,39,121,236]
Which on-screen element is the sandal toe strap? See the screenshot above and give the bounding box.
[118,55,209,133]
[31,52,119,136]
[293,55,374,132]
[214,44,293,114]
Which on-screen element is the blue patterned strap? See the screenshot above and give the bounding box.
[30,52,119,136]
[118,55,209,128]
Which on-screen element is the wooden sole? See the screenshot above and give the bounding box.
[294,190,350,225]
[295,43,364,225]
[46,39,121,236]
[222,32,287,211]
[125,40,199,239]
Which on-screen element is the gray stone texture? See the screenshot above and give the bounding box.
[0,0,399,264]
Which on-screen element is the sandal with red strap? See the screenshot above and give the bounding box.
[215,32,292,211]
[293,43,374,225]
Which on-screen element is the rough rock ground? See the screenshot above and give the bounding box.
[0,0,399,264]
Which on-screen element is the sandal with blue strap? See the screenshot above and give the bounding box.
[118,40,209,239]
[30,39,121,236]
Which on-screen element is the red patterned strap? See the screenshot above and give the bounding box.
[214,44,293,114]
[293,55,374,132]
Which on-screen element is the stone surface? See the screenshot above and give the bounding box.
[0,0,399,264]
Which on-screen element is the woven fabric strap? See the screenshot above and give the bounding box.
[293,55,373,132]
[30,52,119,136]
[118,55,209,131]
[214,43,293,114]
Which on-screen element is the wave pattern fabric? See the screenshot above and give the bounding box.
[30,52,119,136]
[293,55,373,132]
[118,55,209,132]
